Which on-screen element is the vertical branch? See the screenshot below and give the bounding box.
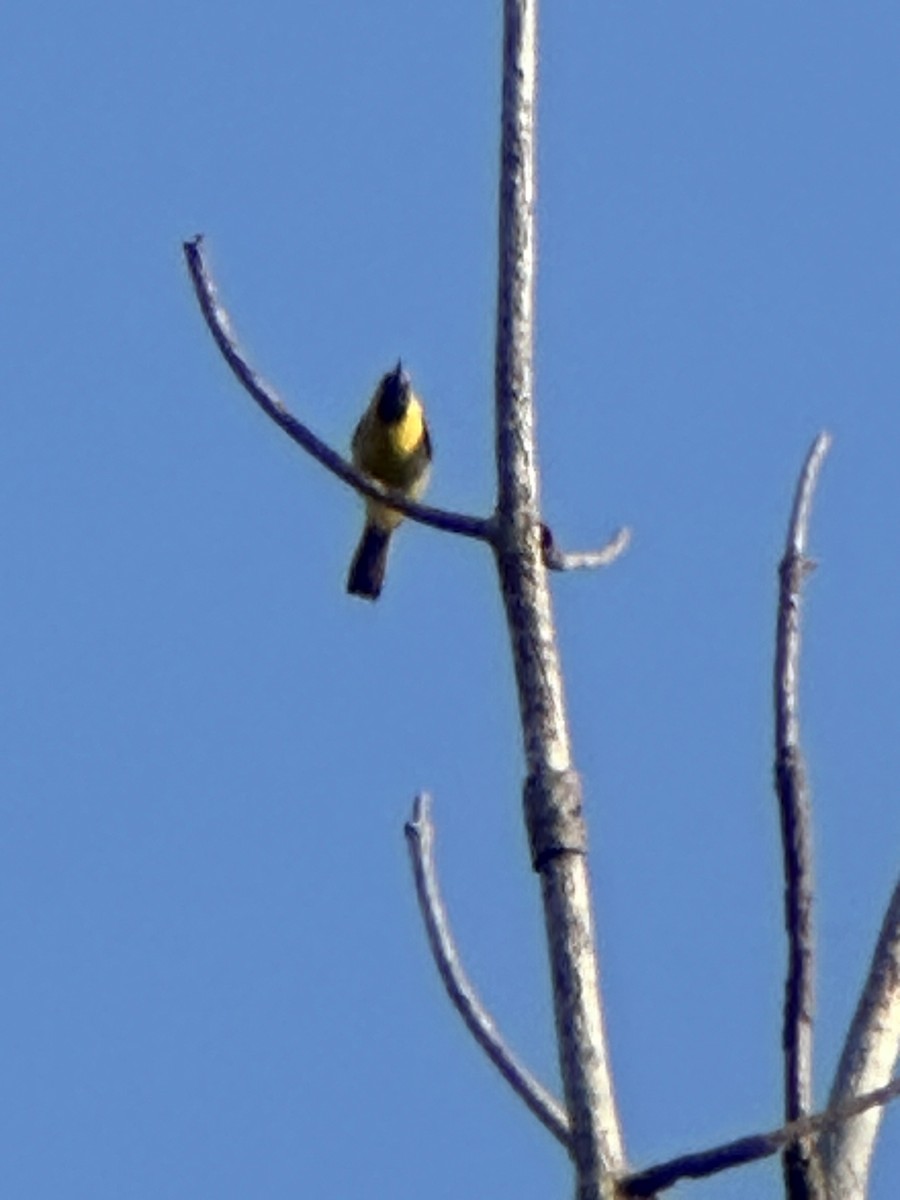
[821,877,900,1200]
[774,432,831,1200]
[492,2,625,1196]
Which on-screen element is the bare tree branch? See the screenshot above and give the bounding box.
[492,3,624,1196]
[182,235,492,543]
[774,432,832,1199]
[821,876,900,1200]
[404,794,571,1148]
[542,525,632,573]
[620,1077,900,1199]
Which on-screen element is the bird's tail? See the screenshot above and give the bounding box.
[346,524,392,601]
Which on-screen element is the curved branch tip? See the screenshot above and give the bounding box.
[786,431,832,560]
[404,789,571,1148]
[542,524,632,572]
[405,792,433,841]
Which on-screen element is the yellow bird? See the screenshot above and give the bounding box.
[346,362,432,600]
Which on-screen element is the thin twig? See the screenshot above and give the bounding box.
[182,236,492,542]
[404,794,571,1148]
[822,875,900,1200]
[541,525,632,572]
[774,432,831,1198]
[620,1076,900,1198]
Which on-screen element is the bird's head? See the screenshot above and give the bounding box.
[376,360,413,424]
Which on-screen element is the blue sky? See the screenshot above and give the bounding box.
[2,4,898,1198]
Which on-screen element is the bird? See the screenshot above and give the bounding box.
[346,361,432,600]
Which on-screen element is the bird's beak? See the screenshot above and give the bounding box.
[392,359,411,392]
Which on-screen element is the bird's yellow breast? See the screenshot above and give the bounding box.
[350,379,431,538]
[353,394,429,487]
[391,396,425,455]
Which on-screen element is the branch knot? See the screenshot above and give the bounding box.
[523,768,586,870]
